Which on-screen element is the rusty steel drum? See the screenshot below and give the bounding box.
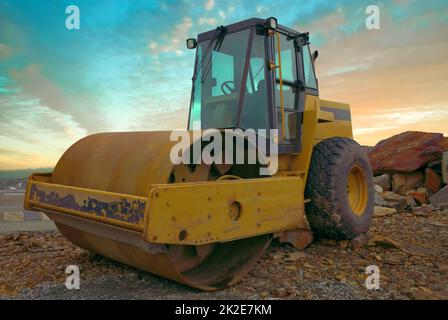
[49,131,271,290]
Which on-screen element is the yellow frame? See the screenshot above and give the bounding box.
[144,176,306,244]
[25,174,307,245]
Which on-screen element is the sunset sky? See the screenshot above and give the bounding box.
[0,0,447,170]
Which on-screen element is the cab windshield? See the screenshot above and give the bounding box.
[188,28,268,130]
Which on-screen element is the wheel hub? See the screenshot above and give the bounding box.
[347,164,368,216]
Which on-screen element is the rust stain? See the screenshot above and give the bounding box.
[29,184,145,224]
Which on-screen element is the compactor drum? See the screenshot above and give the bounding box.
[25,18,374,290]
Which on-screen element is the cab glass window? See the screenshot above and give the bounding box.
[188,29,250,129]
[240,30,269,130]
[211,51,235,97]
[303,45,318,89]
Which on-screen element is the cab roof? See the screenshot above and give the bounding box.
[197,17,301,42]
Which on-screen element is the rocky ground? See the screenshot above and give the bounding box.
[1,206,447,300]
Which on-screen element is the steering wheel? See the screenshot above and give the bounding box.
[221,81,235,95]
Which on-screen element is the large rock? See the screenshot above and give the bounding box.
[440,137,448,151]
[430,185,448,208]
[425,168,443,194]
[375,192,387,206]
[391,172,424,195]
[369,131,445,174]
[374,206,397,217]
[278,229,314,250]
[374,174,391,191]
[443,151,448,184]
[381,191,407,210]
[407,191,428,205]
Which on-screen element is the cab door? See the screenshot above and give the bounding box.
[269,32,303,153]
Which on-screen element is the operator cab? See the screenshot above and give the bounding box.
[187,17,319,153]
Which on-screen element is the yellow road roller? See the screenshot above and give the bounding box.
[24,17,374,290]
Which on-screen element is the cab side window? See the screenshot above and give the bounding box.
[302,45,318,89]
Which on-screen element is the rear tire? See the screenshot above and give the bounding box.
[305,137,374,239]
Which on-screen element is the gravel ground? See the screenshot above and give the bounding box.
[1,208,447,300]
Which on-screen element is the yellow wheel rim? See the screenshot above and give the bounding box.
[347,165,368,216]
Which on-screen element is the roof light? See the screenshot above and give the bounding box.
[266,17,278,29]
[186,38,197,49]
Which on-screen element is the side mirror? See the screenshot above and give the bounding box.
[312,50,318,64]
[186,38,197,49]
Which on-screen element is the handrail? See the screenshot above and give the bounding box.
[269,30,285,141]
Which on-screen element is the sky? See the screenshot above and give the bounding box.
[0,0,447,170]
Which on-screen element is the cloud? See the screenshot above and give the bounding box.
[0,91,87,144]
[0,147,32,158]
[198,17,218,26]
[205,0,215,11]
[353,125,399,136]
[362,105,448,126]
[8,64,107,133]
[0,146,42,169]
[256,5,268,14]
[148,17,193,56]
[326,64,369,76]
[0,43,12,60]
[352,104,448,147]
[296,6,448,146]
[10,64,70,115]
[0,65,90,168]
[0,91,87,169]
